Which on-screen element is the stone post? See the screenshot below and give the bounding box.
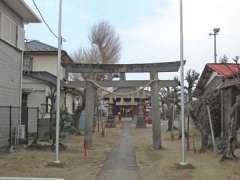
[136,90,146,128]
[84,82,96,148]
[150,72,162,149]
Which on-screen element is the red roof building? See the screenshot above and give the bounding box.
[207,64,240,78]
[196,63,240,95]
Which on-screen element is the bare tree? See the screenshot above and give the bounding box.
[72,21,121,128]
[73,21,121,72]
[48,86,56,142]
[89,21,121,64]
[219,55,229,64]
[159,77,180,140]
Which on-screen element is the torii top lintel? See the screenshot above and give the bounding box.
[65,61,181,73]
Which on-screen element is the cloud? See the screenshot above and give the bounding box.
[119,0,240,79]
[24,0,240,80]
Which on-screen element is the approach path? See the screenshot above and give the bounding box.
[97,118,140,180]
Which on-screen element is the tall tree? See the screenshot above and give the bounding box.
[185,70,200,102]
[72,21,121,128]
[159,77,180,136]
[221,57,240,160]
[185,69,200,150]
[219,55,229,64]
[89,21,121,64]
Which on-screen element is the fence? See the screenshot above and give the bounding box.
[22,107,39,145]
[0,106,39,148]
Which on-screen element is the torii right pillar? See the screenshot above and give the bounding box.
[150,72,162,149]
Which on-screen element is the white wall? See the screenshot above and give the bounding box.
[23,76,73,114]
[0,41,22,106]
[23,76,48,113]
[0,1,24,147]
[32,54,65,80]
[0,1,23,27]
[0,1,25,50]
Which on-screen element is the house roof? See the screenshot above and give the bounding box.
[24,71,82,95]
[196,63,240,93]
[3,0,41,23]
[25,40,58,51]
[25,40,74,64]
[24,71,59,87]
[207,64,240,78]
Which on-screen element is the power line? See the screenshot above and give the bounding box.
[32,0,59,39]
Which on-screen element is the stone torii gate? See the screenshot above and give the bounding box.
[64,61,181,149]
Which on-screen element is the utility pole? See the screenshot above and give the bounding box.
[55,0,63,164]
[209,28,220,63]
[179,0,187,166]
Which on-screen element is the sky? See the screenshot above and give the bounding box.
[24,0,240,80]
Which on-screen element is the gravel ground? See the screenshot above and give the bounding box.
[0,127,121,180]
[131,126,240,180]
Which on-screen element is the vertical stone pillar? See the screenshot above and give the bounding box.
[84,82,96,148]
[150,72,162,149]
[136,90,146,128]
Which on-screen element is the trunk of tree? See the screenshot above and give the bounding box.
[162,102,165,120]
[167,105,173,131]
[49,108,54,140]
[222,92,240,160]
[200,131,209,152]
[73,108,82,129]
[49,98,55,142]
[186,115,190,150]
[101,111,105,137]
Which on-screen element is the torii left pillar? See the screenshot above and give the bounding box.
[84,82,97,148]
[151,72,162,149]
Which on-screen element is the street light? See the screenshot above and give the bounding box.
[209,28,220,63]
[179,0,187,166]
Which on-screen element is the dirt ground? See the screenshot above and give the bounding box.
[0,126,121,180]
[131,125,240,180]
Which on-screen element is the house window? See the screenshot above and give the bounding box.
[23,56,33,72]
[0,12,25,50]
[2,14,17,46]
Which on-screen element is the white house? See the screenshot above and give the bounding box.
[0,0,40,147]
[22,40,81,137]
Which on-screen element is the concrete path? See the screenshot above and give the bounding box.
[97,118,140,180]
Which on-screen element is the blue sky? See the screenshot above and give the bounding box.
[25,0,240,80]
